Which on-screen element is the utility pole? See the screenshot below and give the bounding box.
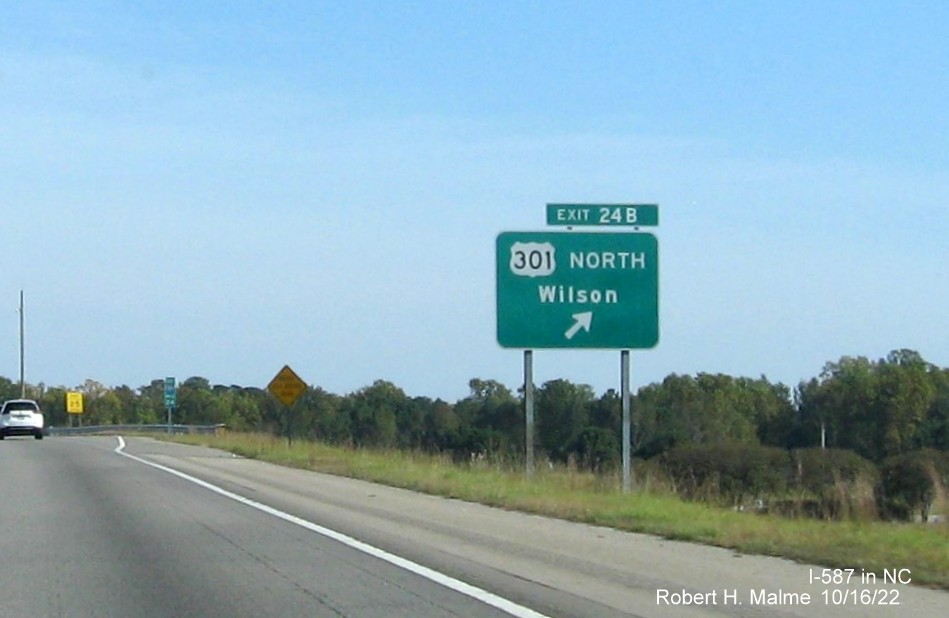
[19,290,25,398]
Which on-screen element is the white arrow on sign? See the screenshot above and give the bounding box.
[564,311,593,340]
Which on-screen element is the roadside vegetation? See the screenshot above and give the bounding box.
[167,431,949,589]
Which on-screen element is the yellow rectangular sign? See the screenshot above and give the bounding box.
[66,391,84,414]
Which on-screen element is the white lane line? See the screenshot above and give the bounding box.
[114,436,552,618]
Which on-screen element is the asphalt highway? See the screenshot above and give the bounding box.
[1,436,945,617]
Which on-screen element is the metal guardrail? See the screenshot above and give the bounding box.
[47,424,226,437]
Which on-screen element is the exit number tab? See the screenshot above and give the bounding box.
[546,204,659,227]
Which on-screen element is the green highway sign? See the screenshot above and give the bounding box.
[546,203,659,227]
[164,377,176,408]
[496,231,659,349]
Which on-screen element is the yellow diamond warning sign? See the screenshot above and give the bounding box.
[267,365,307,407]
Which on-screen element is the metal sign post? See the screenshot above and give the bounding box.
[621,351,631,492]
[524,350,535,477]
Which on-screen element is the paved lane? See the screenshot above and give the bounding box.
[0,436,531,618]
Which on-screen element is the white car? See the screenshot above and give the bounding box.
[0,399,45,440]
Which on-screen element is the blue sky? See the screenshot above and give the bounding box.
[3,1,947,401]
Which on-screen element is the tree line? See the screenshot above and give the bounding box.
[2,349,946,466]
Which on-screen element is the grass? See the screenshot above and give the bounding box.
[163,431,949,589]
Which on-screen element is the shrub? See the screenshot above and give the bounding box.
[656,443,788,506]
[783,449,879,520]
[574,426,620,473]
[878,449,949,521]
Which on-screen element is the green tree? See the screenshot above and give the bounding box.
[589,389,622,435]
[536,379,594,463]
[454,379,521,458]
[920,369,949,451]
[635,373,772,455]
[306,387,347,442]
[39,387,69,428]
[344,380,405,447]
[86,390,123,425]
[424,400,460,452]
[744,378,796,447]
[796,351,938,461]
[876,350,935,455]
[0,377,19,401]
[177,376,218,425]
[138,379,170,424]
[575,426,620,472]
